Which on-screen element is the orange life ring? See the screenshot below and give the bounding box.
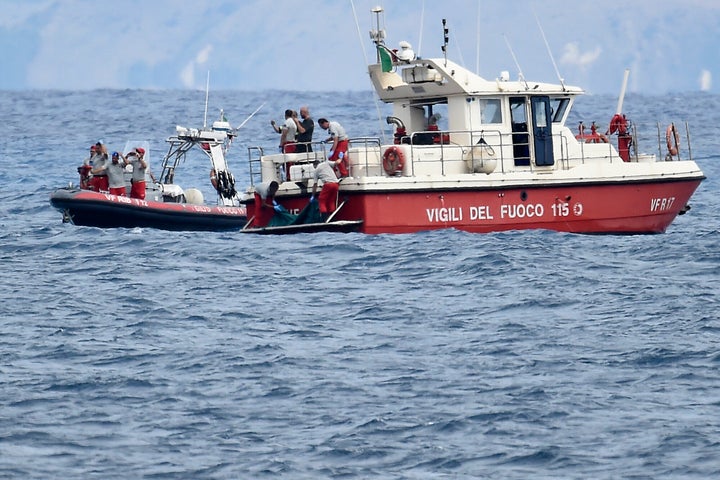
[382,146,405,175]
[666,124,679,156]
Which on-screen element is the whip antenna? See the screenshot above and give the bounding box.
[350,0,368,66]
[534,11,565,91]
[418,0,425,57]
[203,71,210,128]
[235,103,266,131]
[503,35,529,90]
[475,0,481,75]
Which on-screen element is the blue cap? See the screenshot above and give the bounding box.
[112,151,119,156]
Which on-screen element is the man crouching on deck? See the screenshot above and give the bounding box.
[253,180,280,227]
[311,158,340,222]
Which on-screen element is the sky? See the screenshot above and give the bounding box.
[1,0,718,94]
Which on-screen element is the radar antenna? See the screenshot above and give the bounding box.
[364,4,389,144]
[370,6,386,53]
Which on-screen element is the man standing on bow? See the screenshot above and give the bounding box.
[103,151,127,196]
[125,147,148,200]
[88,141,109,192]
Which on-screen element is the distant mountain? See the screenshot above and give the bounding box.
[0,0,717,94]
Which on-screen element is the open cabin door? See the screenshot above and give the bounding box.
[510,97,530,166]
[531,96,554,166]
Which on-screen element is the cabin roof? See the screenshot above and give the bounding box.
[369,57,583,103]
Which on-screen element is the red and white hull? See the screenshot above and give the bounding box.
[256,176,702,235]
[240,7,707,236]
[338,178,702,234]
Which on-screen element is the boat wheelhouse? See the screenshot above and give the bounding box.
[241,8,704,234]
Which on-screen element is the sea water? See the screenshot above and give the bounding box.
[1,89,719,479]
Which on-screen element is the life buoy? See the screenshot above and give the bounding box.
[382,146,405,175]
[666,124,679,156]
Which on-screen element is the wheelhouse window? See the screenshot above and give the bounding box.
[479,98,502,124]
[510,97,527,124]
[534,100,548,128]
[550,98,570,123]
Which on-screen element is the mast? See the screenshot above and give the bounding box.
[441,19,449,67]
[370,6,385,58]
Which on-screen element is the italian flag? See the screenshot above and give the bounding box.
[377,45,393,72]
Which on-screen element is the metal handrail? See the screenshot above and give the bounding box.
[247,146,264,186]
[249,122,683,183]
[348,137,382,176]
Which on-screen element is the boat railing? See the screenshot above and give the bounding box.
[408,131,463,176]
[570,119,697,165]
[574,131,625,165]
[254,123,679,183]
[278,142,335,183]
[348,137,383,175]
[346,127,641,177]
[654,121,692,162]
[347,130,511,177]
[405,129,511,175]
[288,142,330,164]
[247,146,264,186]
[248,141,337,185]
